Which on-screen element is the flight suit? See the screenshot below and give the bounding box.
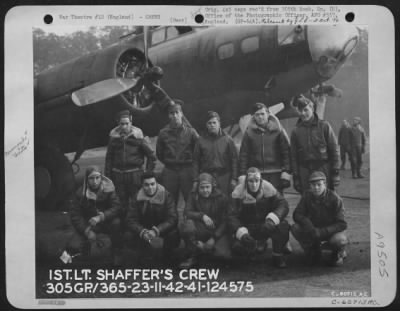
[349,124,367,178]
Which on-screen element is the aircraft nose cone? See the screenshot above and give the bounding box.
[308,25,359,78]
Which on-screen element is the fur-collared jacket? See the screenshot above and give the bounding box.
[293,189,347,240]
[228,179,289,234]
[105,125,156,177]
[239,114,291,175]
[290,113,340,174]
[126,184,178,237]
[193,130,238,180]
[156,123,199,168]
[70,176,121,234]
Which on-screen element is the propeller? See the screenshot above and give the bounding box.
[71,78,140,107]
[71,26,152,107]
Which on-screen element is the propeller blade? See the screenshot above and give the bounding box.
[269,102,285,115]
[143,26,150,69]
[71,78,139,106]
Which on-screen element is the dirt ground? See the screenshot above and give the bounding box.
[36,149,371,299]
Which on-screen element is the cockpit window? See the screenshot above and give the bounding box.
[241,36,259,54]
[278,26,305,45]
[217,43,234,60]
[151,27,166,45]
[166,27,179,40]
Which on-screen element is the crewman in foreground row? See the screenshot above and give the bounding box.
[125,171,180,266]
[180,173,229,269]
[229,167,290,268]
[68,165,123,266]
[291,171,348,266]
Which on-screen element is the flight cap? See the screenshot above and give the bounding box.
[308,171,327,183]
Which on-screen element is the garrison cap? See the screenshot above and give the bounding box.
[207,111,220,122]
[168,99,184,113]
[252,102,268,114]
[353,116,361,122]
[293,95,313,110]
[308,171,326,183]
[116,110,131,120]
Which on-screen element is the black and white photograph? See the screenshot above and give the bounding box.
[4,5,396,308]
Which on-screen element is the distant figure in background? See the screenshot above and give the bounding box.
[68,165,122,266]
[291,171,348,266]
[156,101,199,222]
[105,110,157,215]
[338,120,352,170]
[193,111,238,196]
[239,103,291,193]
[349,117,367,179]
[290,95,340,193]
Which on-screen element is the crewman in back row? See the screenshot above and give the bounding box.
[239,103,291,194]
[105,110,157,216]
[290,95,340,193]
[192,111,238,196]
[156,101,199,223]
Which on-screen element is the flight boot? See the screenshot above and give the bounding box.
[272,255,287,268]
[179,256,198,269]
[357,167,364,178]
[305,244,322,266]
[330,248,348,267]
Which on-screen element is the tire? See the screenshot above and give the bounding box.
[35,147,75,210]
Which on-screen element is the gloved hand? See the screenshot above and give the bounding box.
[147,229,157,239]
[280,178,291,189]
[280,171,291,189]
[301,218,315,233]
[142,230,153,243]
[89,215,102,227]
[241,234,256,250]
[202,214,215,229]
[310,228,322,240]
[293,175,302,193]
[192,182,199,193]
[86,230,97,242]
[230,179,238,190]
[331,170,340,188]
[263,219,276,235]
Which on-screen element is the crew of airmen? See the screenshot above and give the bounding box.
[69,95,359,269]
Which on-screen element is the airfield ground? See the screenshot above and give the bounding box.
[36,148,371,299]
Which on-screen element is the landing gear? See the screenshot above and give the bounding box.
[35,147,75,210]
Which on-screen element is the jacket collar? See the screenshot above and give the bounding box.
[137,184,166,204]
[232,179,277,203]
[248,113,281,133]
[194,188,223,200]
[296,113,320,127]
[84,176,115,201]
[109,125,144,139]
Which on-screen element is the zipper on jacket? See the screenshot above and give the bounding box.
[261,132,265,171]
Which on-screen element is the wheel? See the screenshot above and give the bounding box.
[35,147,75,210]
